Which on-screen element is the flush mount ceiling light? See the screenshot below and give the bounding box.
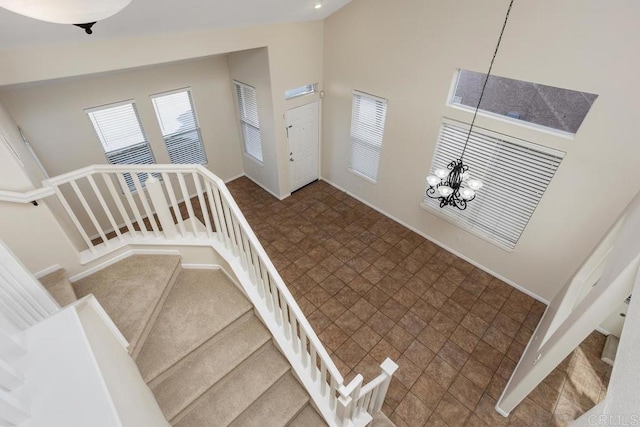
[314,1,324,9]
[0,0,132,34]
[425,0,514,210]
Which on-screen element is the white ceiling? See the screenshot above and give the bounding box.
[0,0,351,50]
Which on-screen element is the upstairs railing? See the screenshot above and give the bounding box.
[0,164,398,427]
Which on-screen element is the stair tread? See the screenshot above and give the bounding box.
[287,405,328,427]
[136,269,252,382]
[174,344,289,427]
[72,255,181,349]
[229,373,310,427]
[152,315,271,421]
[39,269,77,307]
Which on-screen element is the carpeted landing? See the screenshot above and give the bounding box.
[64,254,327,426]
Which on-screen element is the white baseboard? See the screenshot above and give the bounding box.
[69,249,181,282]
[242,174,290,201]
[224,173,246,184]
[34,264,62,279]
[319,176,549,305]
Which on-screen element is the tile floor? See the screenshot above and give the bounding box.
[227,177,611,427]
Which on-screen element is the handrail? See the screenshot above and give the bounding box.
[0,164,397,426]
[0,187,55,204]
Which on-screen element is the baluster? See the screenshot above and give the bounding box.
[330,376,338,410]
[86,175,121,243]
[224,203,239,255]
[204,180,221,236]
[176,173,198,237]
[146,175,178,239]
[300,328,309,368]
[131,173,161,237]
[368,387,380,414]
[231,217,245,265]
[161,173,186,237]
[240,231,252,273]
[69,180,109,246]
[291,315,299,354]
[277,289,286,330]
[192,173,213,239]
[52,184,95,252]
[261,263,273,311]
[101,173,138,239]
[311,346,318,382]
[320,364,328,396]
[116,173,147,237]
[250,244,264,296]
[211,186,229,246]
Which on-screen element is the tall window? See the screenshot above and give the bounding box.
[422,119,564,250]
[86,100,155,191]
[234,81,262,162]
[349,91,388,183]
[151,88,207,165]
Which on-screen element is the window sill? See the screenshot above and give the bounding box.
[348,168,377,184]
[419,202,514,253]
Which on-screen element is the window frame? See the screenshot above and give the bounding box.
[150,87,208,166]
[233,80,263,164]
[420,117,565,252]
[348,90,388,184]
[284,83,318,100]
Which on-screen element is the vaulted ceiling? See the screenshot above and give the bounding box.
[0,0,350,50]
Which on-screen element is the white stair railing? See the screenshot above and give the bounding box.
[0,164,398,427]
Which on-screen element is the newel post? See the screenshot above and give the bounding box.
[145,174,178,239]
[373,358,399,412]
[337,374,363,426]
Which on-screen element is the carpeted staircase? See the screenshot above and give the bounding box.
[41,255,327,426]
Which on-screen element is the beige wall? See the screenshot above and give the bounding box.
[0,56,243,181]
[321,0,640,301]
[0,101,82,275]
[228,48,280,196]
[0,22,324,199]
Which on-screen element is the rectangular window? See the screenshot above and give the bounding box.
[349,90,388,183]
[86,100,155,191]
[285,83,317,100]
[151,88,207,165]
[422,118,564,250]
[451,70,598,135]
[234,81,263,162]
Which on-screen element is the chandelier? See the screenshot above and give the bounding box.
[0,0,133,34]
[425,0,514,210]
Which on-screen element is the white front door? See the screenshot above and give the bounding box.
[286,102,319,192]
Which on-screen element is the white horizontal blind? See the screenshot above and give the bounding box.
[423,119,564,249]
[234,81,262,162]
[86,101,155,191]
[151,89,207,165]
[349,91,388,182]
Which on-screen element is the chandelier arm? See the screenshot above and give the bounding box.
[460,0,515,160]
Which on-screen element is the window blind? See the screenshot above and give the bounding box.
[349,91,388,182]
[234,81,262,162]
[86,101,155,191]
[422,118,564,250]
[151,89,207,165]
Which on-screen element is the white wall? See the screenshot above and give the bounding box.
[228,48,280,196]
[321,0,640,301]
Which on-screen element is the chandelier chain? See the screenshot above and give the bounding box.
[461,0,515,159]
